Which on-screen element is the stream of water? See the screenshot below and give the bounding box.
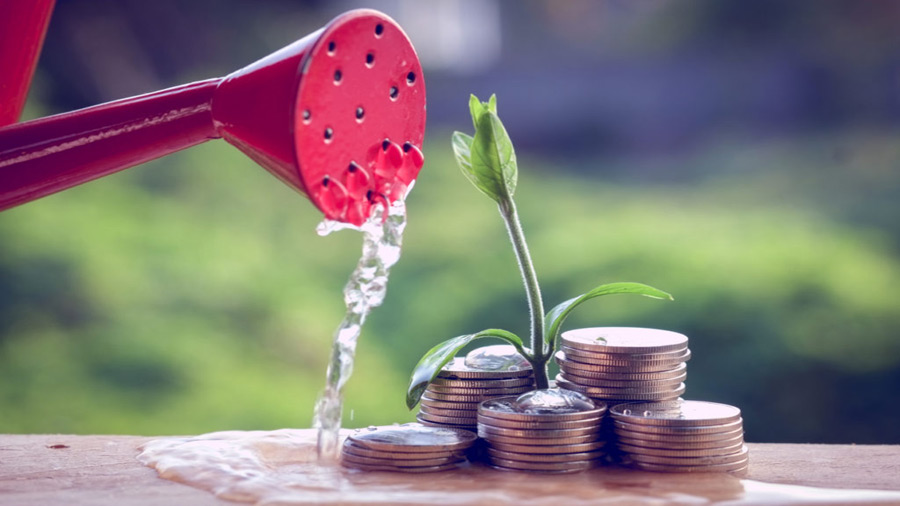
[311,197,408,461]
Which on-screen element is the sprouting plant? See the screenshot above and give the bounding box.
[405,94,673,409]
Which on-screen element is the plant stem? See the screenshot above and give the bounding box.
[499,198,548,389]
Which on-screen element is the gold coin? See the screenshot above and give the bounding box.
[419,403,478,418]
[341,461,463,473]
[478,424,602,439]
[561,327,688,354]
[611,400,742,427]
[561,345,691,364]
[481,433,600,446]
[613,419,743,436]
[556,376,686,396]
[348,424,477,453]
[489,457,598,473]
[556,353,687,373]
[558,371,686,388]
[415,416,474,430]
[426,384,533,396]
[422,391,500,403]
[478,396,606,422]
[488,440,606,454]
[437,357,534,379]
[559,362,687,381]
[341,452,464,468]
[430,377,534,389]
[617,440,744,457]
[417,409,477,424]
[476,413,603,430]
[420,396,481,411]
[341,441,464,461]
[615,432,744,449]
[629,460,749,474]
[486,447,605,463]
[625,445,749,466]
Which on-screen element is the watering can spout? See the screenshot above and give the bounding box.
[0,9,426,226]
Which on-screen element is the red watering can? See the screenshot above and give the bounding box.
[0,3,425,226]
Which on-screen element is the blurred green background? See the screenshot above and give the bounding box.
[1,0,899,443]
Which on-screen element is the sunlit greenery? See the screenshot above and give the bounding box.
[1,128,898,443]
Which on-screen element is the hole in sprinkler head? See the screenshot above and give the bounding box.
[375,24,384,36]
[366,53,375,66]
[322,176,330,186]
[382,139,390,151]
[366,189,374,201]
[403,142,412,153]
[407,72,416,85]
[348,162,358,173]
[302,109,311,122]
[334,70,342,83]
[327,41,336,54]
[355,106,365,120]
[324,127,333,141]
[389,86,399,100]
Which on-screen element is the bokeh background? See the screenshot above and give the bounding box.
[2,0,899,443]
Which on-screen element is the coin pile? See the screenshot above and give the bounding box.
[610,400,748,473]
[417,347,534,431]
[341,423,477,473]
[476,389,608,473]
[554,327,689,404]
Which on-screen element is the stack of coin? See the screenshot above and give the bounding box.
[554,327,689,404]
[341,423,477,473]
[417,346,534,431]
[610,400,748,473]
[477,389,608,473]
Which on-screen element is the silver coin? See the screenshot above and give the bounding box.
[341,461,463,473]
[615,432,744,448]
[614,418,743,436]
[488,440,606,454]
[561,345,691,364]
[489,457,599,472]
[629,460,749,474]
[556,353,688,373]
[437,357,533,379]
[430,376,534,389]
[426,384,533,396]
[617,440,745,458]
[420,396,482,411]
[478,424,602,439]
[341,441,464,460]
[348,424,477,452]
[481,433,600,446]
[611,400,742,427]
[478,396,606,422]
[341,452,464,467]
[556,376,686,396]
[561,327,688,354]
[558,371,686,389]
[559,362,688,381]
[486,447,605,463]
[625,445,749,466]
[476,413,603,430]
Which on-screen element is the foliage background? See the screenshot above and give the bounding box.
[1,0,898,443]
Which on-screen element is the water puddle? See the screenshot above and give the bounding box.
[138,429,900,505]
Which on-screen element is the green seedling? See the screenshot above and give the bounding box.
[406,94,673,409]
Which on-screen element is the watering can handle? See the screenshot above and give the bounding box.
[0,79,221,211]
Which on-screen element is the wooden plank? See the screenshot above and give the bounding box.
[1,434,899,505]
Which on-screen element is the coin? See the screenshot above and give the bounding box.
[617,440,744,457]
[558,371,686,388]
[437,357,533,379]
[482,433,600,446]
[422,391,501,403]
[489,457,598,473]
[348,424,477,453]
[561,327,688,354]
[555,375,684,394]
[561,346,691,364]
[341,441,464,460]
[430,377,534,389]
[556,353,688,373]
[615,432,745,448]
[426,384,533,396]
[416,411,477,424]
[486,448,605,463]
[479,395,606,422]
[559,362,688,381]
[419,403,479,419]
[341,452,464,467]
[340,461,464,473]
[556,377,686,398]
[613,419,742,436]
[478,425,602,439]
[625,445,749,466]
[477,413,603,430]
[415,416,474,430]
[488,440,606,454]
[420,396,481,410]
[629,460,749,474]
[611,400,742,427]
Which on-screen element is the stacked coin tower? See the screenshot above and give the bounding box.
[476,389,608,473]
[610,400,748,474]
[341,424,477,473]
[417,346,534,431]
[554,327,689,404]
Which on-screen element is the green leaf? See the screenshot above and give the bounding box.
[468,93,498,129]
[544,282,673,351]
[466,110,518,201]
[406,329,526,410]
[451,131,492,200]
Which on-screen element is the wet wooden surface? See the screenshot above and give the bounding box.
[1,434,898,505]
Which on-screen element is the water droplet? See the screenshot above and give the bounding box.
[623,409,633,416]
[464,345,530,371]
[513,388,595,414]
[367,425,377,431]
